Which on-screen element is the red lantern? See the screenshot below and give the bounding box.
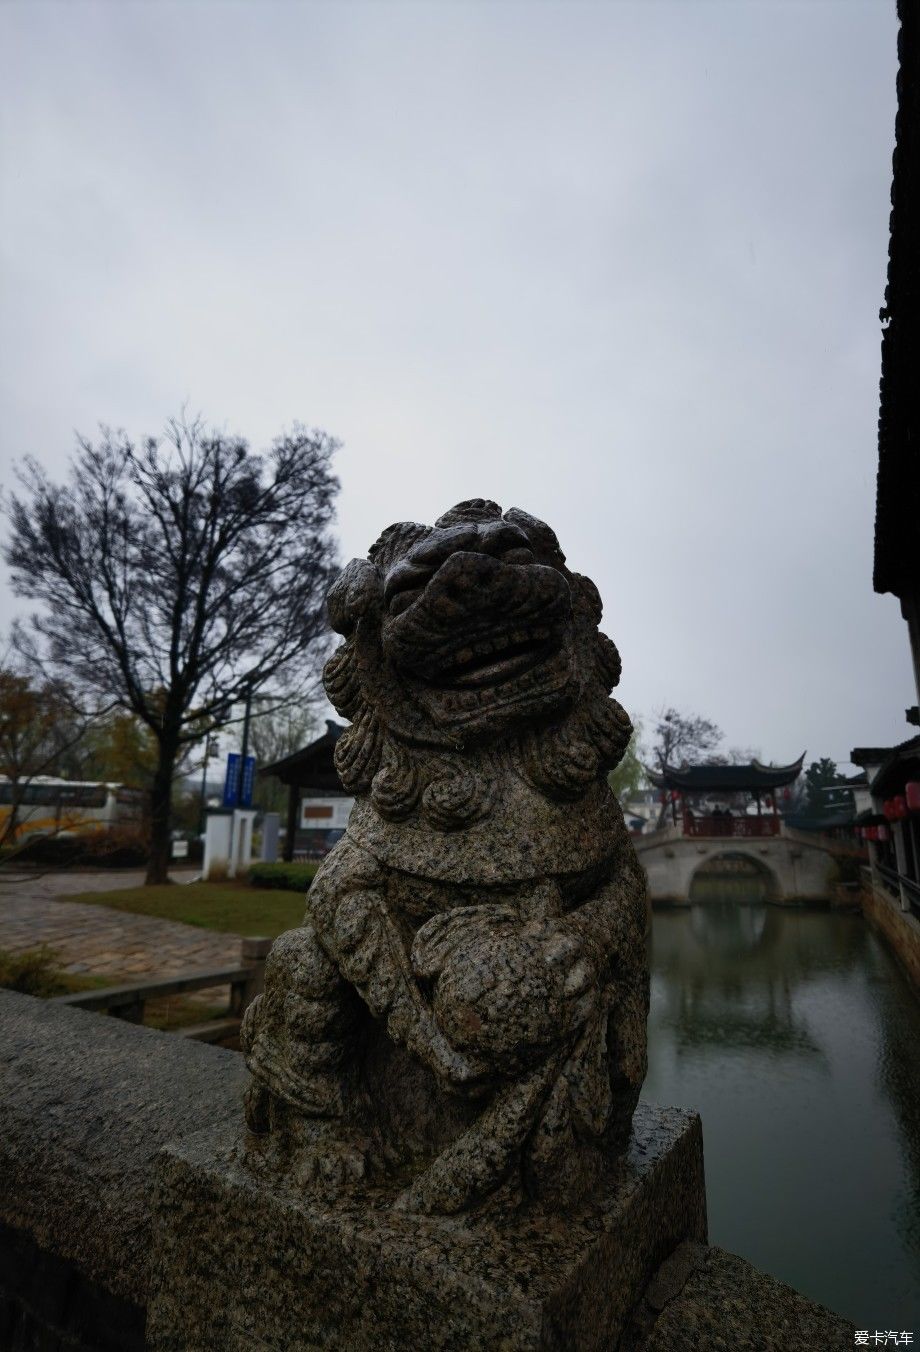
[783,788,791,801]
[883,800,897,821]
[893,795,908,820]
[906,781,920,812]
[866,826,877,841]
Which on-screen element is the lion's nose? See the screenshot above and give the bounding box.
[474,520,534,562]
[384,522,535,612]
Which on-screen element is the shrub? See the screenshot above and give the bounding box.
[248,861,317,893]
[14,835,84,866]
[13,826,150,869]
[82,826,150,868]
[0,944,75,997]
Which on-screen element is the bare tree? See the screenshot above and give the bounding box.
[706,745,761,767]
[3,417,340,883]
[649,707,723,771]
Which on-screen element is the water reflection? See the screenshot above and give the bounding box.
[643,895,920,1324]
[687,897,768,953]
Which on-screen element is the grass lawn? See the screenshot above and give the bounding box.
[0,945,112,997]
[65,881,307,937]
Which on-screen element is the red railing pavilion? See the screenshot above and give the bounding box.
[647,755,806,839]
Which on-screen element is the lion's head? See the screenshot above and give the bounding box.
[324,499,632,830]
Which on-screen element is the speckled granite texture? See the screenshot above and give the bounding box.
[241,501,650,1217]
[147,1103,706,1351]
[0,988,248,1305]
[626,1242,855,1351]
[0,987,248,1350]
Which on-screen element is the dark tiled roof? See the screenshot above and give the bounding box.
[868,733,920,798]
[258,720,346,789]
[647,754,805,792]
[850,747,895,766]
[875,0,920,598]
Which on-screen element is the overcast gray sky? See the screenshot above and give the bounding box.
[0,0,910,769]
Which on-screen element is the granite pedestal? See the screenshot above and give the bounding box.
[146,1103,706,1352]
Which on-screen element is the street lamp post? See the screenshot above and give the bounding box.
[197,737,215,837]
[235,685,254,808]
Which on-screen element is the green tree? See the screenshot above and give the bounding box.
[74,710,160,788]
[608,722,644,803]
[802,758,852,814]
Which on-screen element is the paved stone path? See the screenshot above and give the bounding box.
[0,869,242,979]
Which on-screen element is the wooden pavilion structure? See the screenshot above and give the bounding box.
[647,755,806,838]
[258,720,346,861]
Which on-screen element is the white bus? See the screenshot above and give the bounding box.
[0,777,145,843]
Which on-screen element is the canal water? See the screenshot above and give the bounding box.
[642,892,920,1326]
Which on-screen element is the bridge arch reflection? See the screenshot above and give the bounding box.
[688,851,781,906]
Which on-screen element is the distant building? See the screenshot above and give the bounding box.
[851,3,920,980]
[646,755,805,839]
[258,720,354,861]
[852,738,920,919]
[618,786,660,834]
[875,0,920,724]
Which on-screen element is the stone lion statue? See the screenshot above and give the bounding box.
[241,499,649,1215]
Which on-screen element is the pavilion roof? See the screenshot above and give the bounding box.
[647,754,805,793]
[258,720,346,791]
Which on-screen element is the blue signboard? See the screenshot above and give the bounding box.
[240,755,256,808]
[221,754,256,808]
[222,754,240,808]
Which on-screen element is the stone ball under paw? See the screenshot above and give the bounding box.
[431,926,574,1066]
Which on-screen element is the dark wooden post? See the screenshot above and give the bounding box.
[112,998,145,1024]
[284,782,298,862]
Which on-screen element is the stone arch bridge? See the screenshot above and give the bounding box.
[634,823,851,904]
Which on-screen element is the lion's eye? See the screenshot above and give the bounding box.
[388,588,422,617]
